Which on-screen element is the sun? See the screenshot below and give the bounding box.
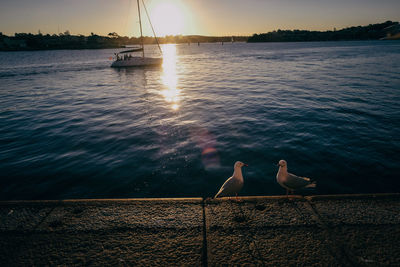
[149,1,185,36]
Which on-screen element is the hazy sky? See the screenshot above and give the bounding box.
[1,0,399,37]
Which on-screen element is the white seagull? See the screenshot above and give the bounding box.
[214,161,248,200]
[276,159,316,196]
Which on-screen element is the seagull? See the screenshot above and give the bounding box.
[276,159,316,196]
[214,161,248,200]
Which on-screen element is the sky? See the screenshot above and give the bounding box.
[1,0,400,37]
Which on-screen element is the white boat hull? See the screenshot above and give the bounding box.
[111,57,162,68]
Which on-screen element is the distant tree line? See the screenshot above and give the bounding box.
[248,21,400,42]
[1,20,398,51]
[0,31,248,51]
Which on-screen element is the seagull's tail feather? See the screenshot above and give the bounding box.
[214,184,227,198]
[305,179,317,188]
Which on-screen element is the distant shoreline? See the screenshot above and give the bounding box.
[248,21,399,43]
[1,21,398,52]
[0,34,248,52]
[0,39,398,53]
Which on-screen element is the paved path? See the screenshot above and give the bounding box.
[0,194,399,266]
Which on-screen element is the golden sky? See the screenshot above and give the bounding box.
[1,0,400,36]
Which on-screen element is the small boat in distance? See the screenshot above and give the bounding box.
[111,0,162,68]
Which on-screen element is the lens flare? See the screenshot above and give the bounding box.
[190,127,220,170]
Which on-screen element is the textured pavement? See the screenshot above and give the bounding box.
[0,194,399,266]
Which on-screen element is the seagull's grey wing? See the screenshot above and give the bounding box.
[215,177,242,198]
[284,173,312,189]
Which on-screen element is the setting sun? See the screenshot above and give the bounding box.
[148,0,186,36]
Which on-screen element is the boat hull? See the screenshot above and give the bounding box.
[111,57,162,68]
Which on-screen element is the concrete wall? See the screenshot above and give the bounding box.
[0,194,399,266]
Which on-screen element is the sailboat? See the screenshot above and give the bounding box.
[111,0,163,68]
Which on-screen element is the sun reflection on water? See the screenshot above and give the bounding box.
[161,44,180,110]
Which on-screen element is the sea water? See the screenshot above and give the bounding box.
[0,41,399,200]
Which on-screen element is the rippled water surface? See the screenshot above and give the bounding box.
[1,41,399,200]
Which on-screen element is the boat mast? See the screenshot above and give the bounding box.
[141,0,162,55]
[137,0,145,58]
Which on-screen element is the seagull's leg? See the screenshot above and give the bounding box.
[235,193,242,202]
[286,189,289,198]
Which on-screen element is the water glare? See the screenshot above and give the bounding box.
[161,44,180,110]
